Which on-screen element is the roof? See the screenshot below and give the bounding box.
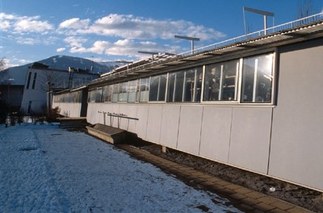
[89,12,323,87]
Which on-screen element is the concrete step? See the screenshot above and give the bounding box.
[86,124,127,144]
[58,117,87,129]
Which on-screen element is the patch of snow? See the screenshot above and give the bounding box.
[0,124,242,212]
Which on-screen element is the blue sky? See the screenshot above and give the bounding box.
[1,0,322,67]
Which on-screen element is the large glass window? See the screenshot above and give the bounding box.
[88,88,102,103]
[112,84,119,103]
[149,74,166,102]
[139,78,149,102]
[203,60,239,101]
[118,82,128,102]
[167,68,202,103]
[167,71,184,102]
[128,80,138,103]
[241,54,273,103]
[184,68,202,102]
[103,85,113,102]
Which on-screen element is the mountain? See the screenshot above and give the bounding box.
[0,55,128,85]
[37,55,112,74]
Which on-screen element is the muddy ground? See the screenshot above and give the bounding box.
[137,144,322,212]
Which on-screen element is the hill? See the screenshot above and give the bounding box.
[0,55,127,85]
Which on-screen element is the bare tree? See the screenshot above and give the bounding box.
[0,58,6,71]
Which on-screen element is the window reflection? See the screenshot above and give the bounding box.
[241,54,273,103]
[203,60,239,101]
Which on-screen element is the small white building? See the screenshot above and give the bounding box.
[20,64,98,115]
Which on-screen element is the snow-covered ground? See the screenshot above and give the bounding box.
[0,124,242,212]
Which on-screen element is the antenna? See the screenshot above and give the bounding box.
[243,7,274,35]
[174,35,200,54]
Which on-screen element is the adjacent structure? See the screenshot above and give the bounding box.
[20,64,98,115]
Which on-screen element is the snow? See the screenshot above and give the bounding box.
[0,124,242,212]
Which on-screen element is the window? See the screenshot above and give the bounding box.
[118,82,128,102]
[183,68,202,102]
[203,60,239,102]
[139,78,149,102]
[128,80,138,103]
[168,68,202,103]
[241,54,273,103]
[167,71,184,102]
[88,88,102,103]
[28,101,32,114]
[26,72,32,89]
[95,88,103,102]
[149,74,166,102]
[112,84,119,103]
[103,85,113,102]
[32,73,37,89]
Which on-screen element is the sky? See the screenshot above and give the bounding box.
[0,0,322,67]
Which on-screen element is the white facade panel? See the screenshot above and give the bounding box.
[135,105,149,140]
[87,103,105,125]
[269,44,323,191]
[160,105,181,149]
[146,105,163,144]
[118,104,138,132]
[177,106,203,156]
[54,103,82,117]
[229,107,272,174]
[199,107,232,163]
[105,104,120,128]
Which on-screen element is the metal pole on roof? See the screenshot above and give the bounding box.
[174,35,200,54]
[138,51,159,60]
[243,7,274,35]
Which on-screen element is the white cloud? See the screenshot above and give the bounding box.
[62,37,174,59]
[64,36,88,53]
[59,14,225,41]
[0,12,53,34]
[15,37,40,45]
[56,47,66,52]
[0,20,11,31]
[14,18,53,33]
[1,12,226,61]
[59,18,90,30]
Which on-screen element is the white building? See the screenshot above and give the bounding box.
[21,65,98,115]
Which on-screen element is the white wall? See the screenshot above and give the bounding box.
[229,107,272,174]
[269,42,323,191]
[52,102,82,117]
[199,107,232,163]
[85,103,273,179]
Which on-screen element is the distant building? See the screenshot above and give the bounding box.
[19,63,99,115]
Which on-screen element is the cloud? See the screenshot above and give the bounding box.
[15,37,39,45]
[64,36,88,53]
[1,12,226,62]
[59,18,90,31]
[62,37,176,59]
[56,47,66,52]
[14,18,53,33]
[59,14,225,41]
[0,12,53,34]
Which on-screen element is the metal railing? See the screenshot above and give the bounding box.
[100,12,323,82]
[178,11,323,57]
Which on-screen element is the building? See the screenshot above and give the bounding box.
[53,13,323,192]
[20,64,99,115]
